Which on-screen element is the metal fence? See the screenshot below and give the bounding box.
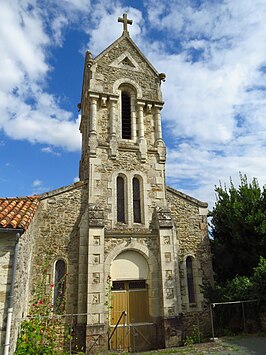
[210,299,261,338]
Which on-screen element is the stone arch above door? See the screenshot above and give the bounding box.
[110,250,149,281]
[105,240,161,318]
[104,240,157,278]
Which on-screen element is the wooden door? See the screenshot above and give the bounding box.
[111,290,127,324]
[128,290,149,323]
[110,280,152,351]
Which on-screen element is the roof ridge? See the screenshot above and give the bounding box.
[0,195,40,200]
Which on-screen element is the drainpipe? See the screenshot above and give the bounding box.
[3,229,23,355]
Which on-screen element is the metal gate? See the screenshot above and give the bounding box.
[109,322,157,352]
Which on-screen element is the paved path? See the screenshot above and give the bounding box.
[219,336,266,354]
[105,336,266,354]
[133,335,266,354]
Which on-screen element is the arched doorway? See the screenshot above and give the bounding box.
[109,250,156,351]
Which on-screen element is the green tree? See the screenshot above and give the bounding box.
[252,256,266,300]
[204,257,266,303]
[210,173,266,282]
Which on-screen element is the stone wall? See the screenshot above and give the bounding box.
[9,217,39,354]
[0,181,88,354]
[87,150,166,231]
[0,216,39,354]
[182,309,211,339]
[0,231,17,354]
[166,187,213,322]
[29,182,87,318]
[93,36,160,101]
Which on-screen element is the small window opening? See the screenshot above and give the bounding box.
[112,281,125,290]
[129,280,146,289]
[122,92,131,139]
[54,260,66,314]
[186,257,196,304]
[133,177,141,223]
[117,176,125,223]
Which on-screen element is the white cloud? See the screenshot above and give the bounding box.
[50,15,69,46]
[1,0,266,207]
[41,146,61,156]
[32,179,42,187]
[32,178,51,195]
[73,176,80,183]
[141,0,266,206]
[0,0,84,151]
[58,0,90,12]
[86,5,142,55]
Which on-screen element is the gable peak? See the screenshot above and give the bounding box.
[109,51,142,72]
[120,56,135,68]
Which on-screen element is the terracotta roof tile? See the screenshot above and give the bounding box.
[0,196,40,230]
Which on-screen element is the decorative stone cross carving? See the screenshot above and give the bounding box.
[118,13,133,33]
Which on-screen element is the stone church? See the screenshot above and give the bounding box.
[0,14,213,354]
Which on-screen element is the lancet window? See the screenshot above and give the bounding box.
[54,259,66,314]
[186,256,196,304]
[133,177,141,223]
[117,176,126,223]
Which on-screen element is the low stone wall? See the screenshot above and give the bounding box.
[182,309,212,340]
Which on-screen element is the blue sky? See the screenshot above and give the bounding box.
[1,0,266,208]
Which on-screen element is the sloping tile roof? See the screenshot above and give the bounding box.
[0,196,40,230]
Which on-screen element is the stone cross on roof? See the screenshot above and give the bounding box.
[118,13,133,34]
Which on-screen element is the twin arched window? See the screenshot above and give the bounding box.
[54,259,66,314]
[116,175,142,224]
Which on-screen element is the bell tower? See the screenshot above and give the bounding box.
[77,14,183,352]
[79,14,167,222]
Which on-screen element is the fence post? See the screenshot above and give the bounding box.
[242,302,246,332]
[69,315,73,354]
[210,304,215,340]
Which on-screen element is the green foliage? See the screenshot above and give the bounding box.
[204,257,266,303]
[251,256,266,300]
[210,173,266,282]
[15,265,68,354]
[225,275,253,301]
[15,317,60,355]
[183,325,202,346]
[104,275,112,336]
[204,275,253,303]
[202,281,226,303]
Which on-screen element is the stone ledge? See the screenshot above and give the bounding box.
[40,180,87,200]
[166,186,208,208]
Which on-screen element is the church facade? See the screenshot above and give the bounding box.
[0,15,213,354]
